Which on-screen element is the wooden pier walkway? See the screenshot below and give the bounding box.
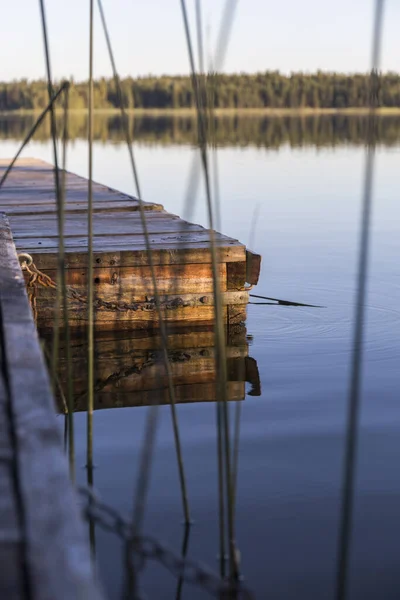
[0,158,260,331]
[0,158,260,595]
[0,214,102,598]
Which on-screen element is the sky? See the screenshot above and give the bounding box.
[1,0,400,81]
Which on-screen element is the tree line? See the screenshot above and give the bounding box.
[2,113,400,148]
[1,71,400,111]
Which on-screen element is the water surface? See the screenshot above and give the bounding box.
[1,116,399,599]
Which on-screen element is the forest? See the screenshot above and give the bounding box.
[1,71,400,111]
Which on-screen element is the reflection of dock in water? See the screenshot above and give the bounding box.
[48,325,260,412]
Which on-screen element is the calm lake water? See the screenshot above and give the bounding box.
[1,115,400,599]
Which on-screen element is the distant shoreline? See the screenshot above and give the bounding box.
[4,72,400,114]
[2,107,400,117]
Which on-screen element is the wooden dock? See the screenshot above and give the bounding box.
[0,213,103,598]
[0,158,260,331]
[0,158,260,596]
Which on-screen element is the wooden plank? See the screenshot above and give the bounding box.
[4,203,163,216]
[14,230,238,250]
[11,221,207,238]
[246,249,262,285]
[10,212,188,227]
[33,263,228,296]
[10,212,180,225]
[227,260,246,289]
[0,158,161,212]
[0,383,21,542]
[0,543,25,599]
[1,195,156,205]
[33,293,247,320]
[24,243,246,267]
[0,371,25,600]
[0,213,103,599]
[10,211,178,222]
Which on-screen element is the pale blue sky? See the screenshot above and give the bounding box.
[1,0,399,81]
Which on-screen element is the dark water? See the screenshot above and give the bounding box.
[1,116,400,599]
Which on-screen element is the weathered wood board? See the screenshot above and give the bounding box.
[0,159,261,330]
[0,213,103,599]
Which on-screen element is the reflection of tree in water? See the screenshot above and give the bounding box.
[2,114,400,148]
